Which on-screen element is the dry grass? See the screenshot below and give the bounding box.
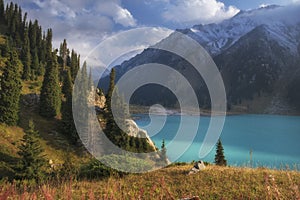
[0,35,6,45]
[0,124,23,157]
[0,99,85,170]
[21,78,43,95]
[1,165,299,199]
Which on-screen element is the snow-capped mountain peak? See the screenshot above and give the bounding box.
[182,4,300,55]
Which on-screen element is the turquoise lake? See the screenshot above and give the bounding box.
[135,114,300,169]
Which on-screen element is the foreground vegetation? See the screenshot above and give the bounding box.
[0,164,299,199]
[1,1,299,199]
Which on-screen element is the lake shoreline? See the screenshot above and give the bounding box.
[129,105,300,117]
[134,113,300,169]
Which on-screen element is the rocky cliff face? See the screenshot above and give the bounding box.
[125,119,157,151]
[91,90,158,150]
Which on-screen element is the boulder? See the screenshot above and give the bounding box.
[188,160,206,175]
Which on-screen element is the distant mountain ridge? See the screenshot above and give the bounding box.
[100,4,300,114]
[180,5,299,56]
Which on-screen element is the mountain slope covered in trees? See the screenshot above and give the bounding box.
[101,5,300,114]
[0,0,159,182]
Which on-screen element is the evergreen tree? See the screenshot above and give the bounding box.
[0,50,22,126]
[59,39,69,70]
[4,3,22,47]
[31,49,39,77]
[0,0,4,25]
[72,62,89,144]
[70,49,79,82]
[39,52,61,118]
[161,139,167,160]
[214,139,227,166]
[21,12,27,36]
[5,2,14,26]
[21,26,31,80]
[88,68,93,90]
[15,6,22,47]
[103,68,154,153]
[158,139,168,164]
[61,69,77,141]
[36,25,43,62]
[29,20,37,54]
[15,120,47,181]
[62,69,72,97]
[104,68,125,150]
[105,68,115,112]
[45,29,52,62]
[104,69,118,136]
[77,61,88,100]
[39,32,46,65]
[111,88,129,131]
[0,36,10,57]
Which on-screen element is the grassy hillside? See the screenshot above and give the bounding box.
[0,164,299,199]
[0,78,88,179]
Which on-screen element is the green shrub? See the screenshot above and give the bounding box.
[79,158,115,180]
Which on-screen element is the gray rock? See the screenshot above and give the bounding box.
[188,160,206,175]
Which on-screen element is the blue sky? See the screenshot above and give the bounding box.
[4,0,299,61]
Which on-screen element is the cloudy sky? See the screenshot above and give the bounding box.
[3,0,299,67]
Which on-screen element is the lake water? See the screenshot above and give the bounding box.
[135,114,300,169]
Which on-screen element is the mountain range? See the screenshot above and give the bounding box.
[100,4,300,114]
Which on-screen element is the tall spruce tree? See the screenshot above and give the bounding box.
[21,12,27,36]
[36,25,43,63]
[45,29,52,62]
[105,68,115,112]
[39,32,47,65]
[88,68,93,90]
[214,139,227,166]
[0,50,22,126]
[104,69,117,136]
[104,68,125,150]
[61,69,77,142]
[16,120,47,181]
[160,139,167,163]
[72,62,89,144]
[39,52,61,118]
[70,49,79,82]
[31,50,39,78]
[103,68,154,153]
[29,20,37,54]
[6,2,14,26]
[0,0,4,25]
[21,26,31,80]
[59,39,69,70]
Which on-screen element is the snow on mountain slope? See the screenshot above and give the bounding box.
[101,4,300,113]
[183,5,300,55]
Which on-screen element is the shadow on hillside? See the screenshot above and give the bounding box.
[0,151,18,164]
[19,94,87,159]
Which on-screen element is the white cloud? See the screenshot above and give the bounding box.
[3,0,138,66]
[259,4,270,8]
[33,0,76,19]
[94,1,136,27]
[162,0,240,26]
[84,27,173,77]
[113,5,137,27]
